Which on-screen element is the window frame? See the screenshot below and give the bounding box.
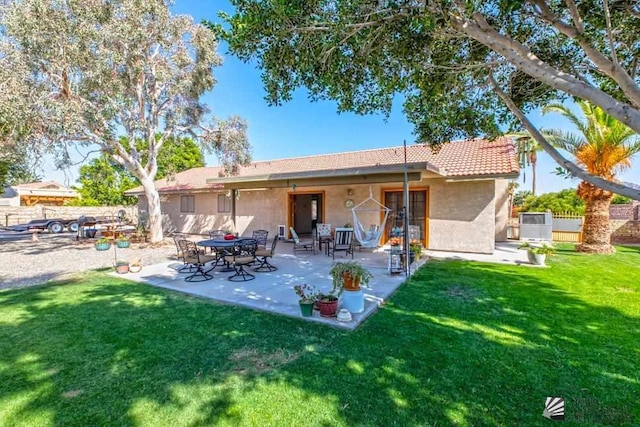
[180,195,195,213]
[217,194,231,213]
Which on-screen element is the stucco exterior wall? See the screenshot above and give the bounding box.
[151,192,234,234]
[494,179,509,242]
[235,188,288,235]
[149,179,500,253]
[427,179,496,254]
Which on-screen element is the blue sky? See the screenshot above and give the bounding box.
[43,1,640,196]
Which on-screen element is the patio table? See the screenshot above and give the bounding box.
[198,238,257,272]
[198,238,237,272]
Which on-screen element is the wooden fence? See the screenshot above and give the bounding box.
[552,212,583,243]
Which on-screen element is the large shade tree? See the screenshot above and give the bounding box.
[0,0,251,243]
[543,101,640,253]
[218,0,640,200]
[73,136,205,206]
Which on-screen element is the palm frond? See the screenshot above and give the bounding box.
[542,103,586,133]
[542,129,584,154]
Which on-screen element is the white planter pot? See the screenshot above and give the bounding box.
[532,253,546,266]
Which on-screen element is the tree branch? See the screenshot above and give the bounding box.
[488,71,640,200]
[563,0,584,32]
[530,0,640,107]
[602,0,619,66]
[451,12,640,134]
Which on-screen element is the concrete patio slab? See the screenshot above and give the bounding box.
[113,240,529,330]
[426,241,533,266]
[113,243,425,330]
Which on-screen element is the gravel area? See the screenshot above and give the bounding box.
[0,232,178,290]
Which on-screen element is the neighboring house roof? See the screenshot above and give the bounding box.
[126,137,519,195]
[13,181,69,190]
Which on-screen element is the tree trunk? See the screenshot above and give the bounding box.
[140,175,164,244]
[577,182,615,254]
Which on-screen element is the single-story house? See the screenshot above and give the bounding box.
[126,137,519,254]
[0,181,78,207]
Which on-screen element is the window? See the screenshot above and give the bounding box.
[180,195,195,213]
[218,194,231,213]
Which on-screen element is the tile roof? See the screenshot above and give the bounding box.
[127,137,519,194]
[13,181,70,190]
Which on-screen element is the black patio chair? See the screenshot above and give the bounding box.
[328,227,354,259]
[252,229,269,249]
[178,240,217,282]
[173,233,198,273]
[225,238,258,281]
[254,237,278,272]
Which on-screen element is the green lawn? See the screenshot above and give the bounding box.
[1,245,638,426]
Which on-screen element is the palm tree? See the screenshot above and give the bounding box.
[543,101,640,254]
[515,136,544,195]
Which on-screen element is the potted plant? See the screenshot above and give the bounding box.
[129,258,142,273]
[531,244,555,266]
[388,237,402,247]
[95,237,111,251]
[132,224,147,243]
[409,241,422,263]
[329,261,373,293]
[518,242,555,266]
[316,293,339,317]
[293,283,317,317]
[329,261,373,314]
[115,260,129,274]
[116,234,131,248]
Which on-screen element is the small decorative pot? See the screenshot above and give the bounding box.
[95,241,111,251]
[116,240,131,249]
[317,299,339,317]
[129,264,142,273]
[299,301,314,317]
[115,263,129,274]
[526,250,536,264]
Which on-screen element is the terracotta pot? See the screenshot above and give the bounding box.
[343,272,361,291]
[317,299,339,317]
[115,264,129,274]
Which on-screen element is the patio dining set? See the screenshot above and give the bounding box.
[173,229,278,283]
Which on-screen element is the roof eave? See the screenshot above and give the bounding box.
[205,162,443,185]
[444,171,520,182]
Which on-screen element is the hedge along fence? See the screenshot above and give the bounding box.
[0,205,138,227]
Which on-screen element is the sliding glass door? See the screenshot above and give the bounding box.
[383,189,428,246]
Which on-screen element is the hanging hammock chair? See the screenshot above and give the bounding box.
[351,188,391,248]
